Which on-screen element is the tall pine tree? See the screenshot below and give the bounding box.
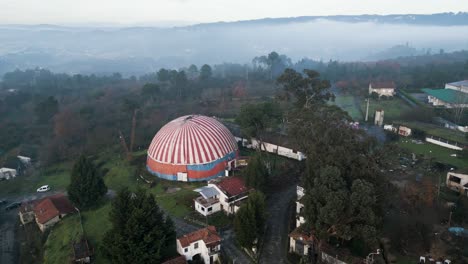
[244,153,269,192]
[102,188,176,263]
[234,191,266,249]
[67,155,107,208]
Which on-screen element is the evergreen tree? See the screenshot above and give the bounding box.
[102,188,176,263]
[67,155,107,208]
[244,153,269,192]
[234,191,266,249]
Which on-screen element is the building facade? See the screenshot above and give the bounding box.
[0,168,17,180]
[446,171,468,196]
[194,176,250,216]
[147,115,238,182]
[177,226,221,264]
[368,81,396,97]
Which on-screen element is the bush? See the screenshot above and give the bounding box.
[385,131,399,142]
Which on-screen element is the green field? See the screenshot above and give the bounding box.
[397,138,468,169]
[42,147,206,263]
[332,95,363,120]
[396,121,468,145]
[360,97,412,122]
[43,201,112,264]
[0,162,72,196]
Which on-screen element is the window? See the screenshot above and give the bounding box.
[201,207,205,211]
[449,175,461,184]
[184,248,188,253]
[208,207,212,212]
[194,242,199,249]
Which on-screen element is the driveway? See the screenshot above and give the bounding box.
[259,184,296,264]
[220,230,252,264]
[0,190,62,264]
[0,208,17,264]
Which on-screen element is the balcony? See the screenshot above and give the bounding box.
[195,196,219,207]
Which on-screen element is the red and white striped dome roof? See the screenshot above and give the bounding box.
[147,115,238,165]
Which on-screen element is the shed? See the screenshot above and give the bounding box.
[73,238,93,263]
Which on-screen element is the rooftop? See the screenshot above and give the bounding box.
[73,238,93,260]
[447,80,468,88]
[212,176,249,197]
[34,194,76,224]
[177,226,221,248]
[162,255,187,264]
[194,186,220,199]
[370,81,396,89]
[422,88,468,104]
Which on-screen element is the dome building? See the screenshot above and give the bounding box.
[147,115,238,181]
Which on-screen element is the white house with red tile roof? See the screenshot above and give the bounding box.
[30,194,76,232]
[176,226,221,264]
[369,81,396,97]
[194,176,251,216]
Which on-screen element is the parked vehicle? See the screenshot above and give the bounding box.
[5,202,21,211]
[37,185,50,192]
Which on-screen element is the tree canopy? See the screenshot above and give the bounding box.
[234,191,266,249]
[102,188,176,263]
[199,64,212,80]
[277,68,384,250]
[235,101,283,140]
[244,153,269,192]
[67,155,107,209]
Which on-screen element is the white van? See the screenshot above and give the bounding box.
[37,185,50,192]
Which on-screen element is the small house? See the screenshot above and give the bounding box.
[446,172,468,196]
[0,168,17,180]
[177,226,221,264]
[73,238,93,263]
[194,176,251,216]
[289,186,312,255]
[369,81,396,97]
[17,156,32,166]
[33,194,76,232]
[398,126,412,137]
[445,80,468,93]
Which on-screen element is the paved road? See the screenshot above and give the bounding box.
[259,185,296,264]
[0,209,17,264]
[0,190,62,264]
[220,230,253,264]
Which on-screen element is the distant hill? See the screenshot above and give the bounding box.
[189,12,468,28]
[1,12,468,76]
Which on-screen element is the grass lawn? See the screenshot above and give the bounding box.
[43,201,112,264]
[332,95,363,120]
[397,138,468,169]
[43,214,82,264]
[361,97,412,121]
[396,121,468,145]
[82,202,112,264]
[0,162,72,197]
[147,179,204,217]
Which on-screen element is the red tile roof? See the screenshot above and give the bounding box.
[215,176,249,197]
[34,194,76,224]
[370,81,396,89]
[162,255,187,264]
[177,226,221,248]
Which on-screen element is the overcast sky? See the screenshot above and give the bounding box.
[1,0,467,26]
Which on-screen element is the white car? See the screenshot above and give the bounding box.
[37,185,50,192]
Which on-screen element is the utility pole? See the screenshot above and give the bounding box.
[365,98,370,122]
[437,173,441,201]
